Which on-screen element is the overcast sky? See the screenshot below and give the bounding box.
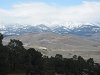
[0,0,100,27]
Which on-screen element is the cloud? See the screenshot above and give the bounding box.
[0,1,100,27]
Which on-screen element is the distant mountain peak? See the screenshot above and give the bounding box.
[0,23,100,36]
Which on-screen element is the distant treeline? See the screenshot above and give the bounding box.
[0,33,100,75]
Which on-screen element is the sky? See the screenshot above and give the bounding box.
[0,0,100,27]
[0,0,87,9]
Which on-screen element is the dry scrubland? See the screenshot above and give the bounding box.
[3,32,100,62]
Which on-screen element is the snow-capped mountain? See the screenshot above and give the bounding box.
[0,24,100,36]
[51,25,70,34]
[69,25,100,36]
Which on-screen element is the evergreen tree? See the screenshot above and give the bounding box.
[7,39,26,72]
[55,54,65,74]
[87,58,95,75]
[0,33,9,75]
[0,33,3,46]
[25,48,42,75]
[42,56,55,75]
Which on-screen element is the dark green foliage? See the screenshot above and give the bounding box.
[26,48,43,74]
[86,58,95,75]
[77,56,87,75]
[54,54,65,74]
[0,46,9,75]
[0,33,3,46]
[42,56,55,75]
[7,39,26,72]
[0,33,100,75]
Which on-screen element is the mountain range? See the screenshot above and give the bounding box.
[0,24,100,36]
[1,23,100,62]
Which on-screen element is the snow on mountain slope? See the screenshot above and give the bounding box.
[0,23,100,36]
